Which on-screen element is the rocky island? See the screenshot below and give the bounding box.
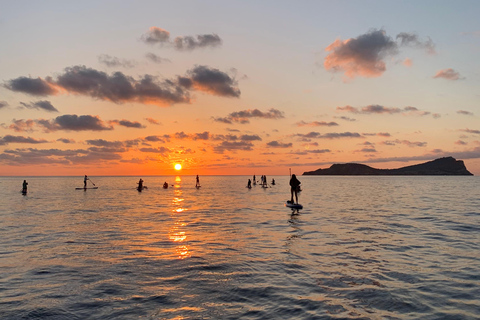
[303,157,473,176]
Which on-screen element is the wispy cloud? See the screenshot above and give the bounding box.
[295,131,363,141]
[337,104,439,118]
[381,139,427,147]
[0,135,48,146]
[296,120,338,127]
[141,27,222,51]
[266,141,293,148]
[213,108,284,124]
[98,54,136,68]
[109,119,146,129]
[433,68,463,80]
[145,53,171,64]
[457,110,474,116]
[19,100,58,112]
[0,101,8,109]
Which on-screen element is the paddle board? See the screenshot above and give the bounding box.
[75,187,98,190]
[285,201,303,209]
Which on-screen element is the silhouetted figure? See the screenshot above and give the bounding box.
[84,175,89,188]
[163,182,169,189]
[137,178,144,191]
[253,175,256,185]
[289,174,301,204]
[22,180,28,194]
[196,175,200,187]
[247,179,252,188]
[271,178,275,185]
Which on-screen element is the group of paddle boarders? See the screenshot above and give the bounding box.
[21,173,302,208]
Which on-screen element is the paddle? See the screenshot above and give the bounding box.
[89,179,96,186]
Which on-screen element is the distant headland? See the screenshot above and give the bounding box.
[303,157,473,176]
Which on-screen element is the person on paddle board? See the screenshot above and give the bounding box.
[247,179,252,188]
[84,175,89,188]
[196,175,200,187]
[137,178,144,190]
[22,180,28,193]
[289,174,301,204]
[163,182,169,189]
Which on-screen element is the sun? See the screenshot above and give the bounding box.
[174,163,182,171]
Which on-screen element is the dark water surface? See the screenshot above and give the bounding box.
[1,176,479,319]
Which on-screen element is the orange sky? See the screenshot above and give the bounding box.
[1,2,479,176]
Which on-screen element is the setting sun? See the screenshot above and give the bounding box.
[174,163,182,171]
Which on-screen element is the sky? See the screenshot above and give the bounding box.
[1,0,479,176]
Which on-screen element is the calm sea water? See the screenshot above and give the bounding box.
[0,176,479,319]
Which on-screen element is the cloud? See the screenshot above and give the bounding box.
[324,29,398,78]
[433,68,463,80]
[179,65,240,97]
[141,27,170,44]
[461,129,480,135]
[173,34,222,51]
[337,104,438,117]
[457,110,474,116]
[403,58,413,67]
[4,76,57,96]
[139,146,171,154]
[266,141,293,148]
[19,100,58,112]
[141,27,222,51]
[455,140,467,145]
[57,138,75,144]
[38,114,113,132]
[213,141,254,153]
[0,101,8,109]
[145,53,171,64]
[145,117,161,125]
[240,134,262,141]
[110,119,146,128]
[98,54,135,68]
[213,108,284,124]
[54,65,191,105]
[6,65,241,105]
[381,139,427,147]
[144,135,169,142]
[0,147,127,165]
[174,131,211,140]
[295,131,363,140]
[5,119,36,132]
[324,29,435,79]
[86,139,124,148]
[296,120,338,127]
[0,135,48,145]
[396,32,436,54]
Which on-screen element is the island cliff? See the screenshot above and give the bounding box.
[303,157,473,176]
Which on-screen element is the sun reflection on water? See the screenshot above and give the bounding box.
[168,176,191,259]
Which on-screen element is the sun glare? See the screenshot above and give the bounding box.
[174,163,182,171]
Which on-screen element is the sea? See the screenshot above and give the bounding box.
[0,175,479,320]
